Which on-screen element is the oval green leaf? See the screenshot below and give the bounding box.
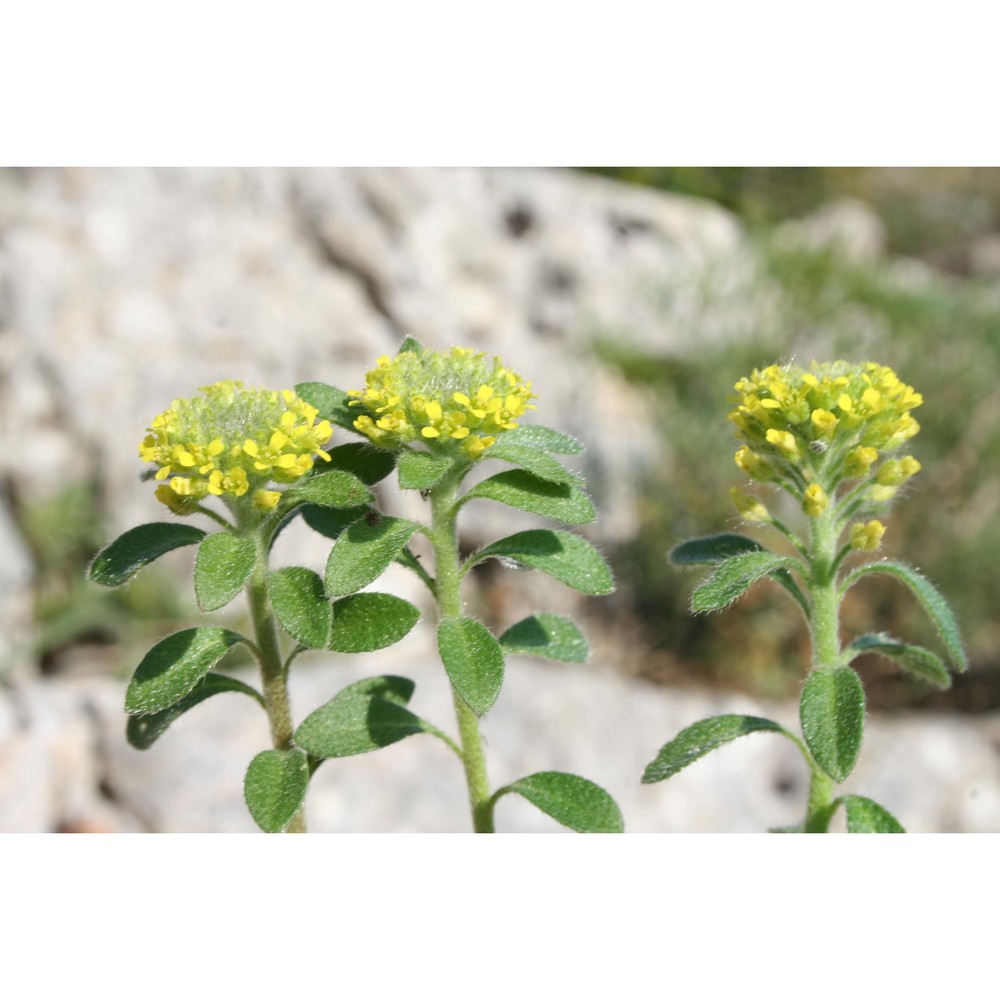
[294,675,430,758]
[499,613,588,663]
[485,443,580,485]
[691,551,796,612]
[642,714,792,783]
[500,424,583,456]
[301,503,368,541]
[127,673,263,750]
[437,617,505,717]
[463,470,595,525]
[295,381,358,432]
[800,666,865,783]
[88,522,206,586]
[268,566,332,649]
[194,531,257,612]
[398,449,453,491]
[288,469,372,509]
[324,515,422,597]
[244,748,309,833]
[328,592,421,653]
[500,772,624,833]
[468,529,615,596]
[125,626,249,715]
[847,633,951,689]
[326,442,397,485]
[845,560,967,672]
[669,533,763,567]
[842,794,905,833]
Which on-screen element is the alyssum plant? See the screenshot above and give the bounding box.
[89,341,622,833]
[642,361,966,832]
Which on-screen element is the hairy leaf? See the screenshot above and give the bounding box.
[462,470,595,525]
[268,566,332,649]
[295,381,357,432]
[642,714,791,783]
[691,551,797,612]
[88,522,206,587]
[301,504,368,541]
[397,449,453,491]
[500,424,583,456]
[469,529,614,596]
[328,593,421,653]
[194,531,256,612]
[125,627,249,715]
[325,442,397,486]
[800,666,865,783]
[397,335,424,355]
[288,469,372,509]
[324,515,422,597]
[244,748,309,833]
[848,633,951,689]
[485,443,580,485]
[842,794,905,833]
[499,614,588,663]
[500,772,624,833]
[437,617,505,716]
[669,533,764,567]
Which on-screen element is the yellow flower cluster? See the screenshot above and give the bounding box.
[139,381,333,513]
[348,347,536,459]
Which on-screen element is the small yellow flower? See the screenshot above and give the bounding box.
[810,408,839,437]
[348,346,535,460]
[850,520,886,551]
[139,381,332,513]
[844,446,879,477]
[729,488,770,523]
[876,456,921,486]
[765,428,799,460]
[802,482,828,517]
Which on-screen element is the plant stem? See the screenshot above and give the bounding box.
[429,467,495,833]
[247,530,306,833]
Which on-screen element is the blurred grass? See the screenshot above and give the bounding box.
[595,222,1000,712]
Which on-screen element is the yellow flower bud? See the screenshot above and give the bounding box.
[729,488,770,523]
[810,408,839,437]
[802,482,828,517]
[765,428,799,459]
[850,520,886,551]
[844,446,878,477]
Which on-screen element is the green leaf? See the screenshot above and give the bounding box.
[294,675,430,758]
[642,715,791,783]
[845,561,967,672]
[669,533,764,567]
[325,442,397,485]
[848,633,951,689]
[500,424,583,456]
[842,794,905,833]
[295,381,358,432]
[437,617,505,716]
[462,470,595,525]
[485,443,580,486]
[500,772,624,833]
[468,529,615,596]
[268,567,332,649]
[397,335,424,355]
[328,592,421,653]
[194,531,256,612]
[397,449,453,491]
[324,515,422,597]
[800,666,865,782]
[301,504,368,541]
[88,522,206,586]
[499,614,588,663]
[126,673,263,750]
[243,748,309,833]
[125,627,249,715]
[691,551,797,612]
[287,469,372,509]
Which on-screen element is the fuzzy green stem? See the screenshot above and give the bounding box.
[247,530,306,833]
[429,466,495,833]
[804,768,836,833]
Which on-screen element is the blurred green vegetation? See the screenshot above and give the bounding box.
[595,221,1000,712]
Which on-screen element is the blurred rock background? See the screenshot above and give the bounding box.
[1,166,998,832]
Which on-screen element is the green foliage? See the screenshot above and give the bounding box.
[669,533,763,566]
[294,381,357,432]
[847,634,951,689]
[294,676,432,758]
[125,626,249,715]
[437,617,505,716]
[88,522,206,587]
[397,449,453,491]
[800,667,865,782]
[469,529,615,596]
[285,469,372,509]
[497,772,624,833]
[194,531,256,612]
[126,673,263,750]
[328,593,421,653]
[841,794,905,834]
[244,748,309,833]
[499,614,589,663]
[486,443,580,486]
[323,443,397,486]
[462,470,595,525]
[691,551,799,612]
[300,504,368,541]
[499,423,583,456]
[268,567,332,648]
[324,515,422,597]
[642,715,792,783]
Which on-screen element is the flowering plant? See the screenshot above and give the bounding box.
[643,361,966,832]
